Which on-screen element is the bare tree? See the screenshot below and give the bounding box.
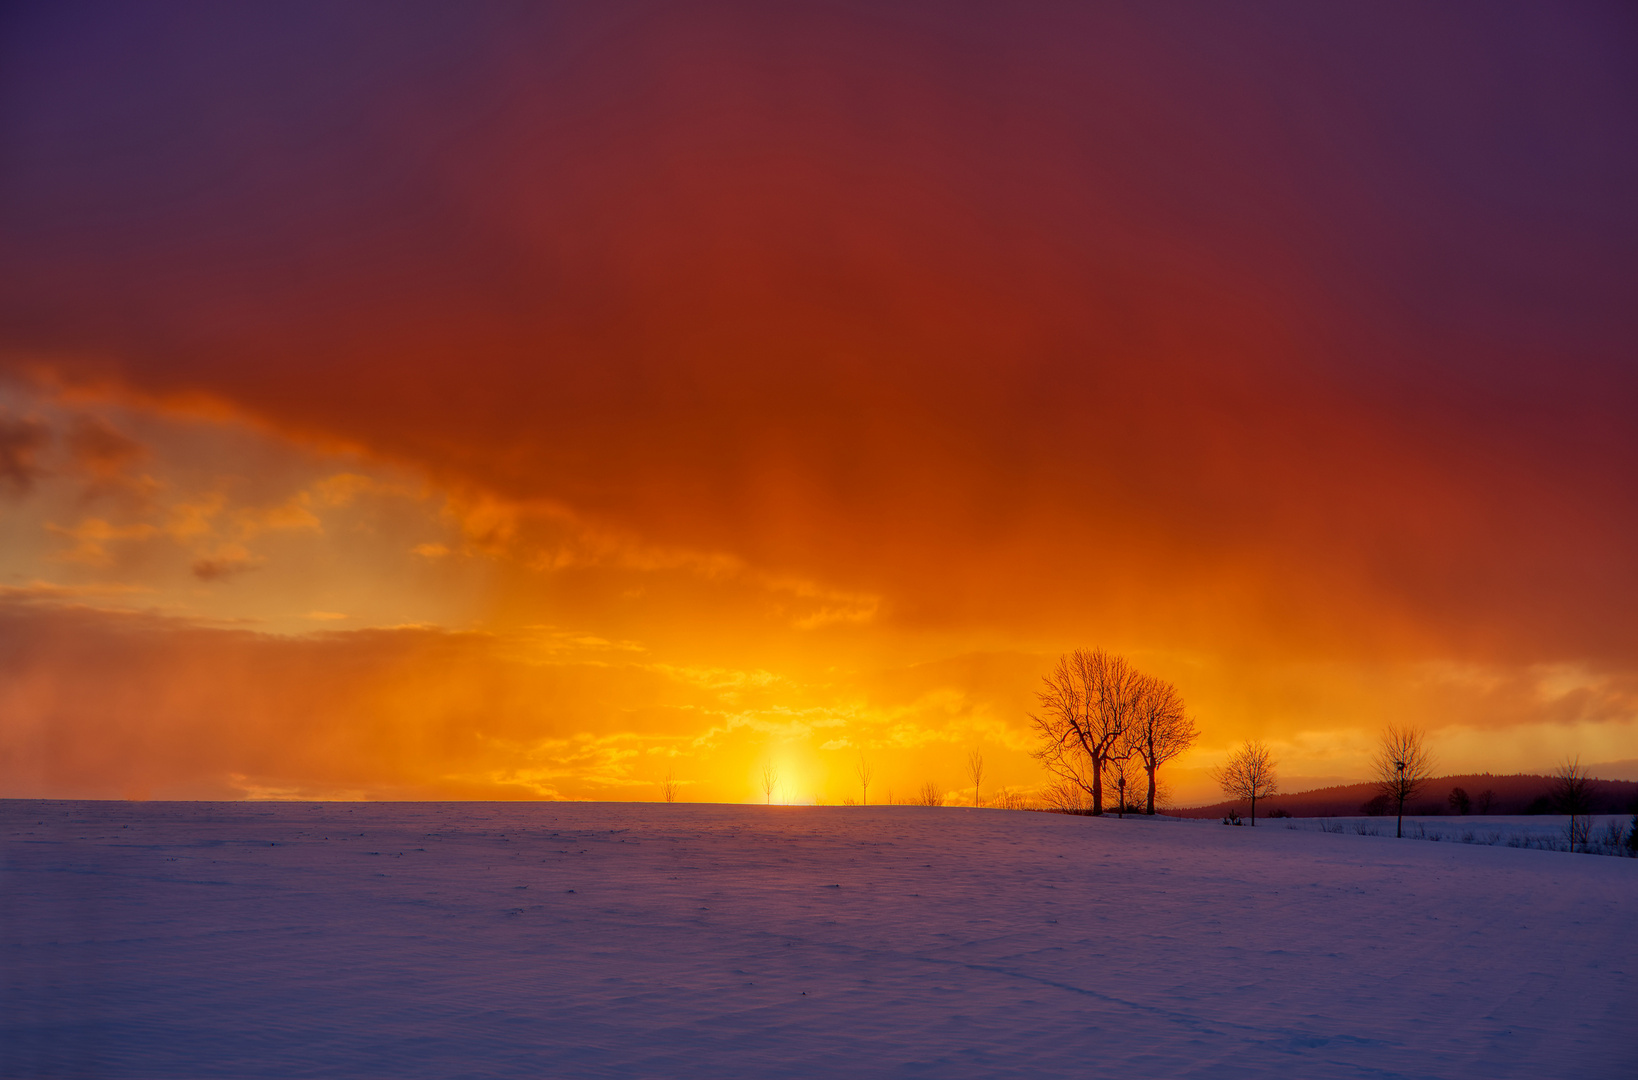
[967,747,985,807]
[1127,675,1199,815]
[916,780,943,806]
[1213,740,1278,826]
[660,766,679,804]
[1373,726,1434,838]
[761,761,779,805]
[1550,757,1597,853]
[1106,748,1136,818]
[854,750,874,806]
[1030,649,1142,815]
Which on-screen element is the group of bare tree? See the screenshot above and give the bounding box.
[1215,726,1435,832]
[1366,738,1616,854]
[843,748,986,809]
[1030,649,1199,816]
[1210,728,1625,855]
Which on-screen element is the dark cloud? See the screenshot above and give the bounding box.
[191,554,259,582]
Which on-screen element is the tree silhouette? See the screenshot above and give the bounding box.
[854,751,874,806]
[1373,726,1433,838]
[1107,748,1136,818]
[1550,757,1596,853]
[1031,650,1141,815]
[761,761,779,805]
[967,747,985,807]
[1213,740,1278,826]
[1126,675,1198,814]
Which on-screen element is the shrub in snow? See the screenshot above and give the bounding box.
[1593,820,1628,857]
[993,789,1032,811]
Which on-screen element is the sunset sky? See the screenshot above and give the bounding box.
[2,3,1635,805]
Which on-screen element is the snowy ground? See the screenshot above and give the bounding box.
[1263,813,1635,853]
[2,801,1631,1079]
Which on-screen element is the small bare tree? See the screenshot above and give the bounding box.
[1213,740,1278,826]
[967,747,985,807]
[660,766,679,803]
[1106,749,1136,818]
[1550,757,1597,853]
[1128,675,1199,815]
[855,750,874,806]
[761,761,779,805]
[916,780,944,806]
[1373,726,1434,838]
[1030,649,1142,815]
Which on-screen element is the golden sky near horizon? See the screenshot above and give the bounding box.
[2,4,1636,804]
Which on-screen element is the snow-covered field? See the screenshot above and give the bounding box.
[3,801,1631,1079]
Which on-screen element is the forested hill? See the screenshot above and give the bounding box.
[1175,773,1638,819]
